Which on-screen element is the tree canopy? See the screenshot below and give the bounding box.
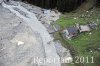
[21,0,100,12]
[21,0,85,12]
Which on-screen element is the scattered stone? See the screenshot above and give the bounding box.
[86,11,89,12]
[89,32,92,35]
[96,19,99,21]
[90,50,93,53]
[43,23,56,34]
[74,17,77,19]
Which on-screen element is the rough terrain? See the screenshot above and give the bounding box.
[0,1,72,66]
[0,5,45,66]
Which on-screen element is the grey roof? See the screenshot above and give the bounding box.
[67,27,78,34]
[88,23,97,29]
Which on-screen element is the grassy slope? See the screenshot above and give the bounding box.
[55,7,100,66]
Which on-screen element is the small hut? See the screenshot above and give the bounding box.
[62,27,78,39]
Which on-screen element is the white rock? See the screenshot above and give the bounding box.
[97,19,99,21]
[90,50,93,53]
[86,11,89,12]
[17,41,24,45]
[74,17,77,19]
[89,32,92,35]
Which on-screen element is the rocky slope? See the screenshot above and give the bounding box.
[0,1,72,66]
[0,5,45,66]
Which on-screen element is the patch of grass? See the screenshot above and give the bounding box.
[57,8,100,29]
[56,16,86,28]
[55,8,100,66]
